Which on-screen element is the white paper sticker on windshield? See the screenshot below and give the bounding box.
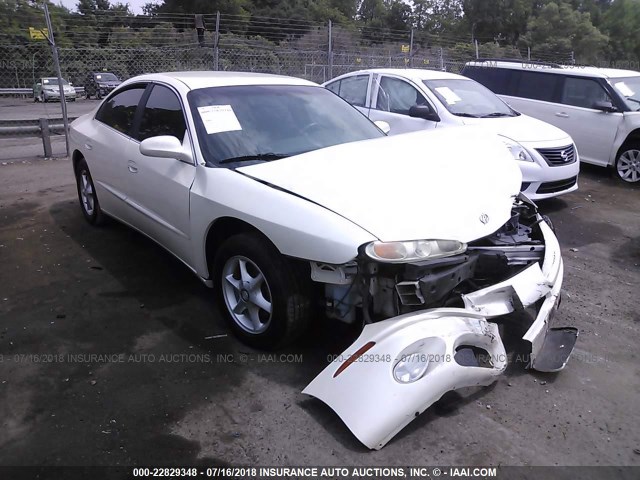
[197,105,242,134]
[435,86,462,105]
[615,81,635,97]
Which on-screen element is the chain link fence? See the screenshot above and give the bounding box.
[0,8,576,162]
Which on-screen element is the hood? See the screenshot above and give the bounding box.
[461,113,570,143]
[238,127,522,243]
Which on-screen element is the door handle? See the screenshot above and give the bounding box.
[555,112,569,118]
[127,161,138,173]
[84,143,92,150]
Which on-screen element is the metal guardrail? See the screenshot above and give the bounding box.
[0,117,77,157]
[0,87,85,96]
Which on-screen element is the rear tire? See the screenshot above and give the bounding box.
[75,158,106,226]
[212,233,312,349]
[615,142,640,183]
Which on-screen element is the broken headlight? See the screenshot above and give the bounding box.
[364,239,466,263]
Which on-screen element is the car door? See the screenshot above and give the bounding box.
[325,74,372,116]
[88,84,148,221]
[369,74,438,134]
[124,82,196,264]
[551,76,622,166]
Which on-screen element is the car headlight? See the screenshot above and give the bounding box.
[364,239,466,263]
[393,352,430,383]
[500,136,534,162]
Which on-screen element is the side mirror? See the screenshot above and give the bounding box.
[140,135,192,163]
[592,100,617,112]
[374,120,391,134]
[409,105,441,122]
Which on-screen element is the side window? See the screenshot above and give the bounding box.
[95,86,146,135]
[376,76,428,115]
[137,84,187,141]
[561,77,612,109]
[513,71,560,102]
[326,80,341,95]
[338,75,369,107]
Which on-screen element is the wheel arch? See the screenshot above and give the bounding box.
[615,129,640,161]
[204,217,281,280]
[71,149,85,175]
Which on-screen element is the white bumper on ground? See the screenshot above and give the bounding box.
[303,216,577,449]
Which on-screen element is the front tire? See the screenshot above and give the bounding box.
[212,233,312,349]
[615,143,640,183]
[75,158,105,225]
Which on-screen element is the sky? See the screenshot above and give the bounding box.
[56,0,159,14]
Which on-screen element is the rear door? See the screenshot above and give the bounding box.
[124,82,196,264]
[369,74,438,134]
[88,84,148,221]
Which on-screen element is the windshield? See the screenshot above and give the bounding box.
[611,77,640,111]
[43,78,69,85]
[188,85,385,166]
[423,79,516,118]
[95,73,118,82]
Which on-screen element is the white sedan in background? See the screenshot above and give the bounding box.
[324,68,580,200]
[69,71,576,450]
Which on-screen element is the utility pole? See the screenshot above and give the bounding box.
[328,20,333,80]
[43,2,69,157]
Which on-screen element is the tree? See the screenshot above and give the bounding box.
[600,0,640,64]
[523,1,608,63]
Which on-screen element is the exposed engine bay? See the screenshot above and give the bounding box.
[312,195,549,325]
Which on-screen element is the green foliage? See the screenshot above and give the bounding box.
[523,1,608,63]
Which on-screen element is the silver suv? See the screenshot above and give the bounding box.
[463,60,640,183]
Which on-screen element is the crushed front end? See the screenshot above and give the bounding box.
[304,195,577,449]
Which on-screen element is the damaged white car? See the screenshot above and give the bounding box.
[69,72,577,450]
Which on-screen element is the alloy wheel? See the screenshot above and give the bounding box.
[221,255,273,334]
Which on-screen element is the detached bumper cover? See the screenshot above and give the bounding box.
[303,310,506,450]
[303,216,577,449]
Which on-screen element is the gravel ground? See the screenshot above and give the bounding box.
[0,157,638,468]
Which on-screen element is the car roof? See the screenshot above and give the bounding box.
[330,68,465,82]
[465,60,640,79]
[125,71,318,89]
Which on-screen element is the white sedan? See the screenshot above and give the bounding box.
[324,68,581,200]
[69,71,576,450]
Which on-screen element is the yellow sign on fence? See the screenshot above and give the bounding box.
[29,27,48,40]
[401,44,410,53]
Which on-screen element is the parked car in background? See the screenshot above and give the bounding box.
[463,60,640,183]
[69,71,576,450]
[324,68,580,199]
[33,77,76,102]
[84,71,122,99]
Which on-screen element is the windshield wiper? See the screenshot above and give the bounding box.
[479,112,513,118]
[453,113,481,118]
[219,153,289,165]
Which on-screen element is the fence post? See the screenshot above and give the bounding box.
[475,39,479,59]
[39,118,52,158]
[214,11,220,71]
[43,3,69,157]
[409,28,414,68]
[528,46,531,61]
[440,47,444,71]
[327,20,333,80]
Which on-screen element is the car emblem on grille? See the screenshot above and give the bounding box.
[560,149,569,161]
[479,213,489,224]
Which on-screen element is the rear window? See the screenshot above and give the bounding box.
[464,65,561,102]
